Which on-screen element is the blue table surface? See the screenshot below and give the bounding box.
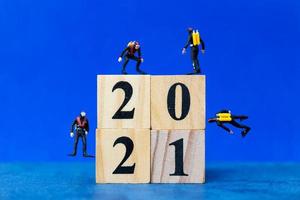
[0,162,299,200]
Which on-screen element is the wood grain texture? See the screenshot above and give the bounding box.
[97,75,150,129]
[151,75,205,130]
[96,129,150,183]
[151,130,205,183]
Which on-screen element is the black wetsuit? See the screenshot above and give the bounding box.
[70,116,89,156]
[183,32,205,74]
[210,110,251,137]
[120,46,145,74]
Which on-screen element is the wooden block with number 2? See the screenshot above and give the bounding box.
[97,75,150,129]
[96,129,150,183]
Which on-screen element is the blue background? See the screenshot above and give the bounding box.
[0,0,299,162]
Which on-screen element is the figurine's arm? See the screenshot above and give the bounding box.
[70,119,76,132]
[183,34,192,49]
[208,118,218,123]
[69,119,77,137]
[200,38,205,50]
[85,119,90,132]
[120,47,128,58]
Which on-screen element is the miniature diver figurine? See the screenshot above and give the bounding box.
[208,110,251,137]
[182,28,205,75]
[69,111,93,157]
[118,41,147,75]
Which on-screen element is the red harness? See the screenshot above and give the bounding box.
[128,46,136,55]
[76,117,87,128]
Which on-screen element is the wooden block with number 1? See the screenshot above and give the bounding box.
[96,129,150,183]
[97,75,150,129]
[151,130,205,183]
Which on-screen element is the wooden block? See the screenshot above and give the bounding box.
[97,75,150,129]
[151,75,205,130]
[96,128,150,183]
[151,130,205,183]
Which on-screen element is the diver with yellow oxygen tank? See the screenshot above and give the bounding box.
[182,27,205,75]
[208,110,251,137]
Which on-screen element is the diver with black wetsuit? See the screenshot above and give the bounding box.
[182,28,205,75]
[208,110,251,137]
[118,41,147,75]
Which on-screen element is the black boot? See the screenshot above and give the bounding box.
[137,69,147,75]
[241,127,251,138]
[68,153,76,157]
[83,153,95,158]
[187,69,199,75]
[122,70,128,75]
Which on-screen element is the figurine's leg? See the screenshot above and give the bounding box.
[122,57,129,74]
[82,134,87,156]
[188,47,199,75]
[230,120,251,137]
[195,59,201,74]
[193,47,200,74]
[216,121,233,134]
[190,50,196,72]
[133,56,146,74]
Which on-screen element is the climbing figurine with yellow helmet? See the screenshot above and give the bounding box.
[118,41,147,75]
[182,27,205,75]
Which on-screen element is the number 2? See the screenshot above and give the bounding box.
[112,81,135,119]
[112,136,136,174]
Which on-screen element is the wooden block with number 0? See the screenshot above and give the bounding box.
[96,129,150,183]
[151,130,205,183]
[151,75,205,130]
[97,75,150,129]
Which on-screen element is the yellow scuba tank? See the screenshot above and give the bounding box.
[216,113,232,122]
[192,30,201,46]
[196,30,201,45]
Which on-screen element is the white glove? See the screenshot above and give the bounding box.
[85,131,88,135]
[70,132,74,138]
[140,58,144,63]
[118,57,122,62]
[201,49,205,54]
[182,48,186,54]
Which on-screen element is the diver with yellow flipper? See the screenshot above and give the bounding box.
[208,110,251,137]
[182,27,205,75]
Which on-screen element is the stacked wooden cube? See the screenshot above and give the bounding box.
[96,75,205,183]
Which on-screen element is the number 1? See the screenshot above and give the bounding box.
[169,139,188,176]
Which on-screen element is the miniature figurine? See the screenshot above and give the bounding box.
[118,41,147,75]
[182,27,205,75]
[69,111,93,157]
[208,110,251,137]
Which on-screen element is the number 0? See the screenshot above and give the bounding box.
[167,83,191,120]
